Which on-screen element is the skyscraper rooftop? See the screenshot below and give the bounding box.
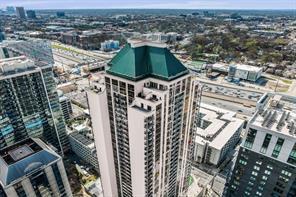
[107,40,189,81]
[0,56,36,77]
[0,138,60,186]
[251,93,296,137]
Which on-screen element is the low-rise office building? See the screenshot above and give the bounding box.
[58,91,73,122]
[68,125,99,170]
[234,64,263,82]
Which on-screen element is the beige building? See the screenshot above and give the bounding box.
[87,40,201,197]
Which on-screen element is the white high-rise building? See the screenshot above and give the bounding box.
[87,40,201,197]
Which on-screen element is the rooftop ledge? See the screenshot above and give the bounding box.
[128,39,167,48]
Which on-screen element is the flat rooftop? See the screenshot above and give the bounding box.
[0,138,42,165]
[195,103,244,150]
[235,64,263,72]
[0,138,60,186]
[8,145,34,161]
[251,93,296,137]
[0,56,36,77]
[69,129,95,149]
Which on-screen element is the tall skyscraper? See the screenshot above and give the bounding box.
[0,30,5,43]
[15,7,26,19]
[57,11,65,17]
[26,10,36,19]
[0,138,72,197]
[0,40,69,154]
[6,6,15,14]
[88,41,200,197]
[225,93,296,197]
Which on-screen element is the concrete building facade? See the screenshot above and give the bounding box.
[15,7,26,19]
[68,126,99,170]
[59,95,73,122]
[234,64,263,82]
[87,41,200,197]
[193,104,244,166]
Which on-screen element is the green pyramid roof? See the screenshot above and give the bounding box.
[107,43,189,81]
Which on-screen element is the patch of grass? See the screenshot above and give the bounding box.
[188,175,194,186]
[278,87,290,92]
[282,79,293,84]
[52,44,84,55]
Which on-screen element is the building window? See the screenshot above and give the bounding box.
[250,176,256,181]
[30,171,52,196]
[267,165,273,170]
[264,170,271,175]
[281,170,292,177]
[287,143,296,165]
[239,159,247,165]
[254,165,260,171]
[262,176,268,181]
[278,175,289,183]
[260,181,266,185]
[52,164,66,195]
[244,128,257,149]
[272,138,284,158]
[14,183,26,197]
[260,133,272,154]
[246,186,252,191]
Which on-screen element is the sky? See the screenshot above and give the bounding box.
[1,0,295,10]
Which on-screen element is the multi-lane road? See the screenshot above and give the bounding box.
[202,96,255,118]
[197,79,263,118]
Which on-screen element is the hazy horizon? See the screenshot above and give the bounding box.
[1,0,295,10]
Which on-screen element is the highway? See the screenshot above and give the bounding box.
[202,96,255,118]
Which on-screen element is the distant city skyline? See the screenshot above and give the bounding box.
[1,0,295,10]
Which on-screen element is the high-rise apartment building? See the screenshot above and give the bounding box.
[88,41,200,197]
[5,39,55,65]
[0,138,72,197]
[226,93,296,197]
[15,7,26,19]
[0,40,69,154]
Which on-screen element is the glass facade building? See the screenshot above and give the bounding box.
[0,40,69,154]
